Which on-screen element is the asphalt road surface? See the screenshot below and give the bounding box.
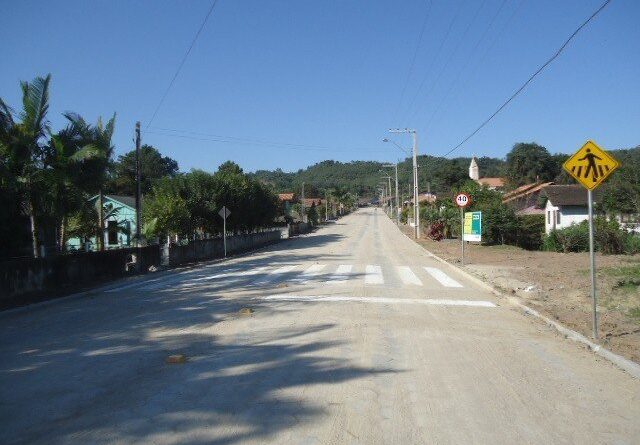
[1,208,639,444]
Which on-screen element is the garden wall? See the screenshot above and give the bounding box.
[0,246,161,309]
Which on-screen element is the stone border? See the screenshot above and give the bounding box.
[397,226,640,380]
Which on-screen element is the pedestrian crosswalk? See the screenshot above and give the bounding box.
[246,264,464,289]
[127,263,467,292]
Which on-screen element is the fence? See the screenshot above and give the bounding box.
[165,230,281,267]
[0,246,160,310]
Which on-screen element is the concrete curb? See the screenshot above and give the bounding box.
[396,225,640,380]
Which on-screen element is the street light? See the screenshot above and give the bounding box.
[385,130,420,238]
[382,163,399,224]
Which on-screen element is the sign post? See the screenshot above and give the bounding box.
[218,206,231,258]
[563,140,619,339]
[455,193,472,265]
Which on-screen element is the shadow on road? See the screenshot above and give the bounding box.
[0,287,396,445]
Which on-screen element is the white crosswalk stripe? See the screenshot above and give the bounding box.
[397,266,422,286]
[365,265,384,285]
[424,267,463,288]
[252,265,296,285]
[327,265,353,284]
[291,264,326,284]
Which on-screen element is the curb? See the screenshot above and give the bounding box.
[396,225,640,380]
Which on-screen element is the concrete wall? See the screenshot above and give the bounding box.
[545,200,589,234]
[288,222,311,237]
[0,246,161,309]
[167,230,282,267]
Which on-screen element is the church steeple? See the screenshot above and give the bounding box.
[469,156,479,180]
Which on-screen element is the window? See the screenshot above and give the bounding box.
[547,211,551,224]
[556,211,561,225]
[107,220,118,245]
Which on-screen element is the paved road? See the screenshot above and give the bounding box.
[1,208,639,444]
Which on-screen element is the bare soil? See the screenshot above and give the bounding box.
[401,225,640,364]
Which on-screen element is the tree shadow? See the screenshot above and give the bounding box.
[0,291,397,445]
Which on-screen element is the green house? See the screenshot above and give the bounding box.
[67,195,138,251]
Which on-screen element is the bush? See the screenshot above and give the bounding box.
[594,217,626,254]
[400,207,410,224]
[515,215,545,250]
[544,222,590,253]
[624,234,640,254]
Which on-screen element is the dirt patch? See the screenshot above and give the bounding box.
[401,225,640,364]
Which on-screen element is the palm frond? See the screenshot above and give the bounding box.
[20,74,51,140]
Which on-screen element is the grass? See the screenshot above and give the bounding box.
[629,307,640,322]
[602,264,640,277]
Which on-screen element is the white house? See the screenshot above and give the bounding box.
[543,185,601,234]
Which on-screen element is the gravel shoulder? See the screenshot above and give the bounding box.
[400,225,640,364]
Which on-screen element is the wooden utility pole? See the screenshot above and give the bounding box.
[135,122,142,246]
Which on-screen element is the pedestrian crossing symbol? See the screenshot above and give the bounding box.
[563,140,619,190]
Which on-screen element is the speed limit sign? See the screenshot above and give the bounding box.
[455,193,471,208]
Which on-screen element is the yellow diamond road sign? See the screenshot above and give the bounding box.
[563,140,619,190]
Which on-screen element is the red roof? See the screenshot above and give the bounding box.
[477,177,506,188]
[502,182,554,204]
[278,193,296,202]
[302,198,325,207]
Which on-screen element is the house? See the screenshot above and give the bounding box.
[469,157,506,190]
[502,181,554,215]
[543,185,601,234]
[67,195,138,251]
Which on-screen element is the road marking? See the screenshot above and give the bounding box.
[365,265,384,285]
[291,264,326,284]
[398,266,422,286]
[424,267,463,288]
[252,265,296,285]
[327,265,353,284]
[258,295,495,308]
[192,266,268,282]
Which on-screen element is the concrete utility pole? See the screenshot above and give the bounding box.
[382,163,399,223]
[388,129,420,238]
[301,182,305,223]
[135,122,142,247]
[381,175,392,216]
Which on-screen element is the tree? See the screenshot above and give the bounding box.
[110,144,179,195]
[67,113,117,251]
[505,142,558,186]
[0,74,51,257]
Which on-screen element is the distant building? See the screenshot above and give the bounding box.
[469,157,506,190]
[543,185,601,234]
[502,181,554,215]
[67,195,138,251]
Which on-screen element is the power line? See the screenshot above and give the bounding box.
[144,127,390,153]
[424,0,508,130]
[145,0,220,129]
[408,0,488,122]
[442,0,612,157]
[400,0,467,123]
[390,0,433,125]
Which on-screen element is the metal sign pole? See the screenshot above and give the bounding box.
[461,208,465,266]
[588,190,597,339]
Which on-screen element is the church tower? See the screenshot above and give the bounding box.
[469,156,479,180]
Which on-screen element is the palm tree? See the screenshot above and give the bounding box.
[65,113,116,251]
[45,119,105,252]
[0,75,51,257]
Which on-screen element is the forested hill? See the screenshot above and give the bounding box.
[252,155,505,198]
[250,144,639,200]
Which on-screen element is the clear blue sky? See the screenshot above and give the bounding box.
[2,0,638,173]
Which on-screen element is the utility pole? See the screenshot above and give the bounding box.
[389,128,420,238]
[135,121,142,247]
[325,190,329,221]
[301,182,305,223]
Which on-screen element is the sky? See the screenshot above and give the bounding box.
[2,0,638,173]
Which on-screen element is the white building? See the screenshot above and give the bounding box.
[543,185,600,234]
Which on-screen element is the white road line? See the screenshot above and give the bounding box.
[365,265,384,285]
[259,295,495,308]
[327,265,353,284]
[291,264,326,284]
[252,265,296,285]
[424,267,463,288]
[398,266,422,286]
[192,266,268,282]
